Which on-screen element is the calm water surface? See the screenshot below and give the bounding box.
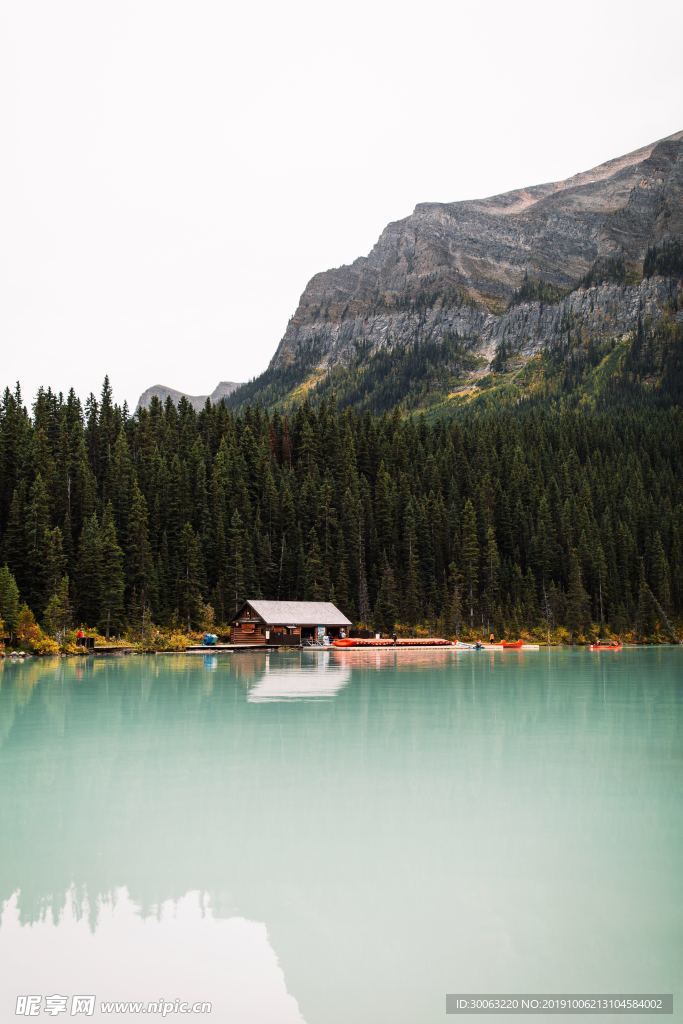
[0,648,681,1022]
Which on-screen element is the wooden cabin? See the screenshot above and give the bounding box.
[231,600,351,646]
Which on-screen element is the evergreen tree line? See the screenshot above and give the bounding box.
[0,378,681,640]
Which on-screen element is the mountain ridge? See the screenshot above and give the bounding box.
[227,130,682,413]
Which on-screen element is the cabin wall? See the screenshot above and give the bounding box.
[231,622,266,645]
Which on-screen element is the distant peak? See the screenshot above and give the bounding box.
[137,381,242,412]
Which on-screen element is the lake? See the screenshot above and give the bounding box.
[0,648,680,1022]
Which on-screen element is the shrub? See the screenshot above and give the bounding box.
[31,635,60,656]
[151,630,191,651]
[15,605,59,654]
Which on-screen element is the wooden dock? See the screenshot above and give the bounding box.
[92,646,137,656]
[167,644,274,654]
[90,642,540,656]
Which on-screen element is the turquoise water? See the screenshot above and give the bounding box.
[0,648,681,1022]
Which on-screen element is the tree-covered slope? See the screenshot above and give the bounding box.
[229,299,682,416]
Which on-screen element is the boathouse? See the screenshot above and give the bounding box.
[231,600,351,646]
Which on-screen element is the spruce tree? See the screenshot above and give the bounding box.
[635,563,658,639]
[401,505,421,625]
[126,483,154,619]
[45,527,67,605]
[25,473,53,614]
[482,525,501,628]
[445,562,464,638]
[99,503,125,637]
[650,532,671,613]
[461,499,479,628]
[176,522,205,630]
[44,576,73,638]
[0,565,21,636]
[2,484,29,594]
[373,557,399,634]
[225,510,247,617]
[304,527,328,601]
[566,548,590,640]
[76,513,101,626]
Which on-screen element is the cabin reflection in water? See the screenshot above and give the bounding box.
[248,654,351,702]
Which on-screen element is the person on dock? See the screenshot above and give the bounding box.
[489,632,495,644]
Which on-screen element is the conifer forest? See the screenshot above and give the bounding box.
[0,376,680,645]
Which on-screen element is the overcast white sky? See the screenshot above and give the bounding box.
[1,0,681,409]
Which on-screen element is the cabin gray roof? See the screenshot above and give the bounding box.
[242,600,351,626]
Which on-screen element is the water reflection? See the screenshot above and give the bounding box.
[1,888,305,1022]
[248,652,350,702]
[0,649,680,1023]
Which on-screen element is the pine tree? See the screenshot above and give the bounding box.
[482,525,501,628]
[445,562,463,638]
[650,532,671,613]
[45,527,67,604]
[334,553,351,618]
[304,527,329,600]
[461,499,479,628]
[635,563,658,639]
[0,565,21,636]
[25,473,53,614]
[225,510,247,617]
[176,522,205,630]
[97,376,117,493]
[76,513,102,625]
[109,430,135,536]
[2,483,29,595]
[126,483,154,618]
[566,548,590,640]
[401,505,421,625]
[99,503,125,637]
[373,556,399,633]
[593,540,609,626]
[43,576,73,638]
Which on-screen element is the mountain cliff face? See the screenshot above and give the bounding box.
[138,381,242,411]
[230,131,682,412]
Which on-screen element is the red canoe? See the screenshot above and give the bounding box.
[590,643,622,651]
[501,639,523,649]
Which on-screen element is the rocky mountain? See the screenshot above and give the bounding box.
[229,130,682,413]
[137,381,242,411]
